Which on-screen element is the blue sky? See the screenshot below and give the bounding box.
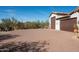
[0,6,77,22]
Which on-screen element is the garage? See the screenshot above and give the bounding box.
[60,17,77,32]
[49,7,79,32]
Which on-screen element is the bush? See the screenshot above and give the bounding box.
[0,17,18,31]
[0,17,49,31]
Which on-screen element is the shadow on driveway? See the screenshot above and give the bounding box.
[0,34,19,41]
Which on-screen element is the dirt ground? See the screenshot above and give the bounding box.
[0,29,79,52]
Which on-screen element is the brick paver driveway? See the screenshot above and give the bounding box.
[0,29,79,52]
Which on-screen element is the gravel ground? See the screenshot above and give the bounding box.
[0,29,79,52]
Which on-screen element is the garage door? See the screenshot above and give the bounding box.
[60,18,77,32]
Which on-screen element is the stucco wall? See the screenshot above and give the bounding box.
[49,14,64,29]
[55,20,60,31]
[50,16,60,31]
[50,14,65,18]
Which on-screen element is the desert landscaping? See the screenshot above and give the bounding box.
[0,29,79,52]
[0,6,79,52]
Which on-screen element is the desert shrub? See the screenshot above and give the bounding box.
[25,21,41,29]
[16,21,25,29]
[0,41,49,52]
[0,17,18,31]
[24,20,49,29]
[40,20,49,29]
[0,17,49,31]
